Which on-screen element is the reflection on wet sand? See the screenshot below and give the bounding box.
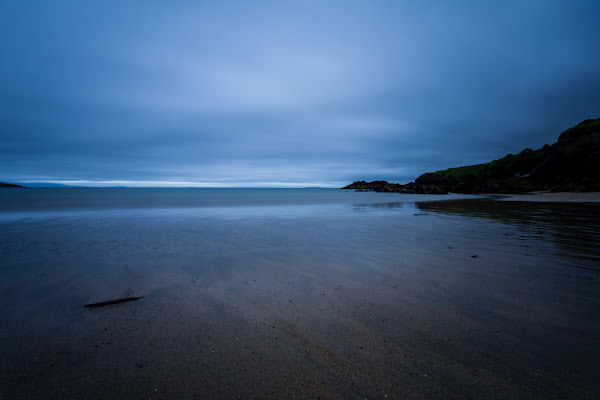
[1,199,599,399]
[416,199,600,271]
[352,202,407,213]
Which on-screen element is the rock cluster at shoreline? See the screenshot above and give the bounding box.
[342,180,448,194]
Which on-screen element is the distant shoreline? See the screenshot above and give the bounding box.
[3,182,600,204]
[0,182,23,188]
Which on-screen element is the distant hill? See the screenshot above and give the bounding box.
[0,182,23,188]
[18,182,71,187]
[344,118,600,194]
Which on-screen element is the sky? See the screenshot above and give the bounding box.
[2,1,600,187]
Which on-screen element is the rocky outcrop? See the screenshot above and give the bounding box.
[528,118,600,189]
[342,180,448,194]
[0,182,23,188]
[343,118,600,194]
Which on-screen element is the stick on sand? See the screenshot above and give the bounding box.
[83,296,144,308]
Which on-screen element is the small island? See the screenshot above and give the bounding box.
[344,118,600,194]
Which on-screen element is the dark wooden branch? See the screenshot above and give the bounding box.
[84,296,144,308]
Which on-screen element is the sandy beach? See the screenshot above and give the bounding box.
[1,192,599,399]
[496,191,600,203]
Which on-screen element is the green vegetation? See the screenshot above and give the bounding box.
[420,144,556,187]
[415,117,600,193]
[345,118,600,194]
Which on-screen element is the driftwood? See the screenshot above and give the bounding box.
[83,296,144,308]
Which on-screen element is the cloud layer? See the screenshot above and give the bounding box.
[2,1,600,186]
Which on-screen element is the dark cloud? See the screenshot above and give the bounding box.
[1,0,599,186]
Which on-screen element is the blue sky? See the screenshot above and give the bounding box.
[2,1,599,187]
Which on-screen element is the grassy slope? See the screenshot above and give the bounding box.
[415,118,600,193]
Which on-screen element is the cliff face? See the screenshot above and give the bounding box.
[344,118,600,194]
[529,118,600,187]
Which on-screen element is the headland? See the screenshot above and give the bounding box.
[344,118,600,195]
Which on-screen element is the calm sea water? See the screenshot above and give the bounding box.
[1,188,599,398]
[0,187,475,216]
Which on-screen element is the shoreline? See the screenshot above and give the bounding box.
[488,191,600,203]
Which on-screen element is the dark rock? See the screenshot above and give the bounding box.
[341,180,448,194]
[0,182,23,188]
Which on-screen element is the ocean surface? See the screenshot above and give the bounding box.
[1,188,599,399]
[0,187,478,216]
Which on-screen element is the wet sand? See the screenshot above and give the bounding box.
[1,200,599,399]
[496,191,600,203]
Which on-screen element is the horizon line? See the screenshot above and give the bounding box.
[12,180,347,188]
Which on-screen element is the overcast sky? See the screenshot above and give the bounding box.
[2,1,599,187]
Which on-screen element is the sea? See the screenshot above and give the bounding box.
[1,188,599,399]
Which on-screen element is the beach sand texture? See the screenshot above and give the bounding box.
[1,198,599,399]
[499,192,600,203]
